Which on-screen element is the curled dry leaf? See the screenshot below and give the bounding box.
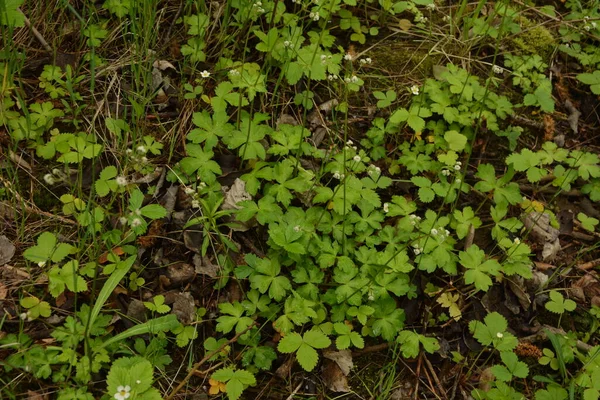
[0,235,16,265]
[193,254,219,279]
[523,212,561,261]
[323,349,353,375]
[322,359,350,392]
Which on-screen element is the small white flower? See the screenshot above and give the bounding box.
[592,22,598,28]
[344,77,351,83]
[383,203,389,213]
[445,229,450,236]
[492,64,504,74]
[283,40,291,48]
[413,245,423,255]
[184,187,195,195]
[20,312,28,320]
[455,178,461,184]
[584,24,591,31]
[410,85,420,95]
[415,15,428,23]
[294,225,301,232]
[257,7,265,13]
[320,54,327,63]
[116,176,128,187]
[198,182,207,189]
[454,164,461,171]
[136,145,147,154]
[134,209,142,216]
[255,1,262,5]
[584,16,590,20]
[514,238,521,244]
[141,156,148,163]
[442,169,451,176]
[136,380,141,384]
[365,57,372,64]
[359,58,368,64]
[229,69,240,76]
[44,174,56,185]
[375,166,381,173]
[442,15,450,22]
[38,261,46,267]
[431,228,438,236]
[114,385,131,400]
[344,53,353,61]
[126,148,133,155]
[455,161,462,166]
[368,293,375,301]
[52,168,61,176]
[496,332,504,338]
[119,217,128,225]
[191,200,200,209]
[131,218,143,228]
[309,11,320,21]
[327,74,337,81]
[353,155,361,162]
[333,171,341,180]
[348,75,358,83]
[347,140,354,146]
[200,70,211,78]
[426,3,436,10]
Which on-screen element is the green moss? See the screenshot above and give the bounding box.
[509,17,556,58]
[368,41,439,77]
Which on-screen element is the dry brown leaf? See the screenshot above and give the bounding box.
[322,359,350,392]
[0,282,7,300]
[398,19,412,31]
[193,254,219,278]
[323,349,353,375]
[0,235,15,265]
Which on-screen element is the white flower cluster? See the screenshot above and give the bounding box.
[327,74,338,81]
[43,168,68,186]
[344,53,353,61]
[320,54,333,64]
[344,75,359,83]
[453,161,462,171]
[126,145,148,165]
[332,171,345,180]
[583,16,598,31]
[309,11,320,21]
[359,57,372,65]
[430,227,451,240]
[345,139,357,151]
[413,244,424,255]
[415,15,428,23]
[253,1,265,13]
[409,214,421,225]
[492,64,504,74]
[425,3,436,10]
[184,183,207,209]
[229,69,240,76]
[367,164,381,176]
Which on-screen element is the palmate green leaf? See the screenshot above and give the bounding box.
[460,245,501,292]
[469,312,517,352]
[23,232,75,264]
[444,130,467,152]
[545,290,576,314]
[0,0,25,27]
[180,144,222,183]
[278,330,331,372]
[212,368,256,400]
[578,212,599,232]
[106,356,155,397]
[577,70,600,94]
[216,302,253,334]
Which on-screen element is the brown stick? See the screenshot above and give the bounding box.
[165,323,255,400]
[578,258,600,271]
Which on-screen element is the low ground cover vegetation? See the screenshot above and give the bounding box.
[1,0,600,398]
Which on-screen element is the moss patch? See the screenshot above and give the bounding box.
[509,17,556,58]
